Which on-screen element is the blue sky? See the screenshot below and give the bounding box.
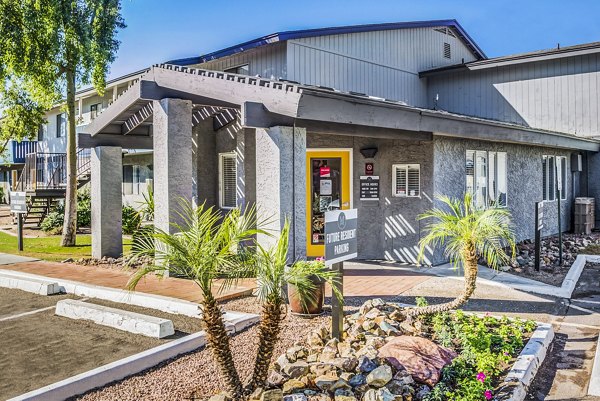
[109,0,600,79]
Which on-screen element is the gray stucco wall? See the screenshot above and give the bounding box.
[307,133,434,263]
[589,151,600,228]
[433,136,574,259]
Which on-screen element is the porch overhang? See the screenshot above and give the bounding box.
[81,64,600,152]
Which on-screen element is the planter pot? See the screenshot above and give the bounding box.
[287,275,325,317]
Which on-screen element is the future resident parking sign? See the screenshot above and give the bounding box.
[324,209,358,266]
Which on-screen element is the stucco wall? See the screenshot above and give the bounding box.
[307,133,434,263]
[433,136,574,250]
[589,151,600,227]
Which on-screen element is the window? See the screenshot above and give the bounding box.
[219,153,237,209]
[90,103,102,119]
[224,64,249,76]
[56,113,66,138]
[392,164,420,197]
[122,164,151,195]
[37,123,47,141]
[543,155,567,201]
[466,150,507,207]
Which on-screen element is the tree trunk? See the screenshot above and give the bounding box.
[246,300,284,394]
[403,249,478,317]
[61,64,77,247]
[202,293,243,398]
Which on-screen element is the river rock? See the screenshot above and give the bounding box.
[366,365,393,387]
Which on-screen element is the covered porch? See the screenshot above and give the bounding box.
[81,64,599,263]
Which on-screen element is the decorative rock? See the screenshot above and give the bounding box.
[284,393,308,401]
[315,375,339,391]
[268,371,287,387]
[207,393,231,401]
[283,361,309,378]
[283,379,306,394]
[261,389,284,401]
[378,336,457,386]
[366,365,393,388]
[348,373,366,387]
[357,356,377,373]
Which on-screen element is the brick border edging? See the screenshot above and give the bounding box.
[7,312,259,401]
[494,323,555,401]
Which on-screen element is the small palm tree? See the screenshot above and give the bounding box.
[244,221,341,393]
[405,193,515,317]
[127,202,261,397]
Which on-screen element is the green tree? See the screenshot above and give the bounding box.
[0,0,125,246]
[406,193,515,316]
[128,204,341,399]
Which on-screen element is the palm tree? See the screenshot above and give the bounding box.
[244,221,341,393]
[405,193,515,317]
[127,202,261,398]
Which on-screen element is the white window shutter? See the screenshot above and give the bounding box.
[220,153,237,209]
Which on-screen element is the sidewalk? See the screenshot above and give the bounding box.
[0,253,255,303]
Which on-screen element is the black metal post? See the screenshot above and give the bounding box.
[17,213,23,251]
[535,202,541,272]
[331,261,344,340]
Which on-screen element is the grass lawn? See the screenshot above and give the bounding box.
[0,231,132,262]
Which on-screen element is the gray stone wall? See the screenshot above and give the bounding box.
[307,133,434,263]
[433,136,574,258]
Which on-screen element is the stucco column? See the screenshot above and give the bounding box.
[91,146,123,259]
[254,126,306,260]
[153,98,193,234]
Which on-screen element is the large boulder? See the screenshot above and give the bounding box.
[377,336,457,386]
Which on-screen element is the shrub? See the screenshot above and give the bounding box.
[40,208,64,234]
[0,186,5,204]
[122,205,141,235]
[76,188,91,227]
[132,224,154,255]
[424,310,536,401]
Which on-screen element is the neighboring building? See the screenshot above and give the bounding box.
[4,19,600,264]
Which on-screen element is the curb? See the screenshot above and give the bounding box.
[587,331,600,396]
[495,323,555,401]
[0,268,202,317]
[7,311,259,401]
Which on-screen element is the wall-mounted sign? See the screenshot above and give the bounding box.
[365,162,374,176]
[325,209,358,266]
[359,176,379,200]
[10,192,27,214]
[319,166,331,177]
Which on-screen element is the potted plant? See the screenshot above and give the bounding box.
[287,257,330,316]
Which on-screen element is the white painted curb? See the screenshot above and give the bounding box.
[0,271,61,295]
[495,323,554,401]
[587,331,600,396]
[0,268,201,317]
[55,299,175,338]
[7,311,259,401]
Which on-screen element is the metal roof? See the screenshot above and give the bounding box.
[421,41,600,76]
[168,19,487,65]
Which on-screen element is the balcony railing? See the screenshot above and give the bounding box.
[15,149,91,192]
[11,141,38,164]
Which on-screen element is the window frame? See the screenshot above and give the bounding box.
[219,152,237,209]
[466,150,508,207]
[391,163,421,198]
[90,103,103,119]
[542,155,567,202]
[56,113,66,138]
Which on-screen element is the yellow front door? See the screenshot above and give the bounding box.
[306,150,352,257]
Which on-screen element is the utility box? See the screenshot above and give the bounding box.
[574,197,595,234]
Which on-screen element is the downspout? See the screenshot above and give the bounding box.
[292,122,297,260]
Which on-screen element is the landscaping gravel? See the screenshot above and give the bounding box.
[497,233,600,286]
[73,296,365,401]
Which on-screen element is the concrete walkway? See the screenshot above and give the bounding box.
[0,254,254,303]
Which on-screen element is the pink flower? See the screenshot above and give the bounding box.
[484,390,493,400]
[315,257,325,262]
[476,372,486,383]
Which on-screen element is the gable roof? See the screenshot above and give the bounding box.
[421,41,600,76]
[169,19,486,65]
